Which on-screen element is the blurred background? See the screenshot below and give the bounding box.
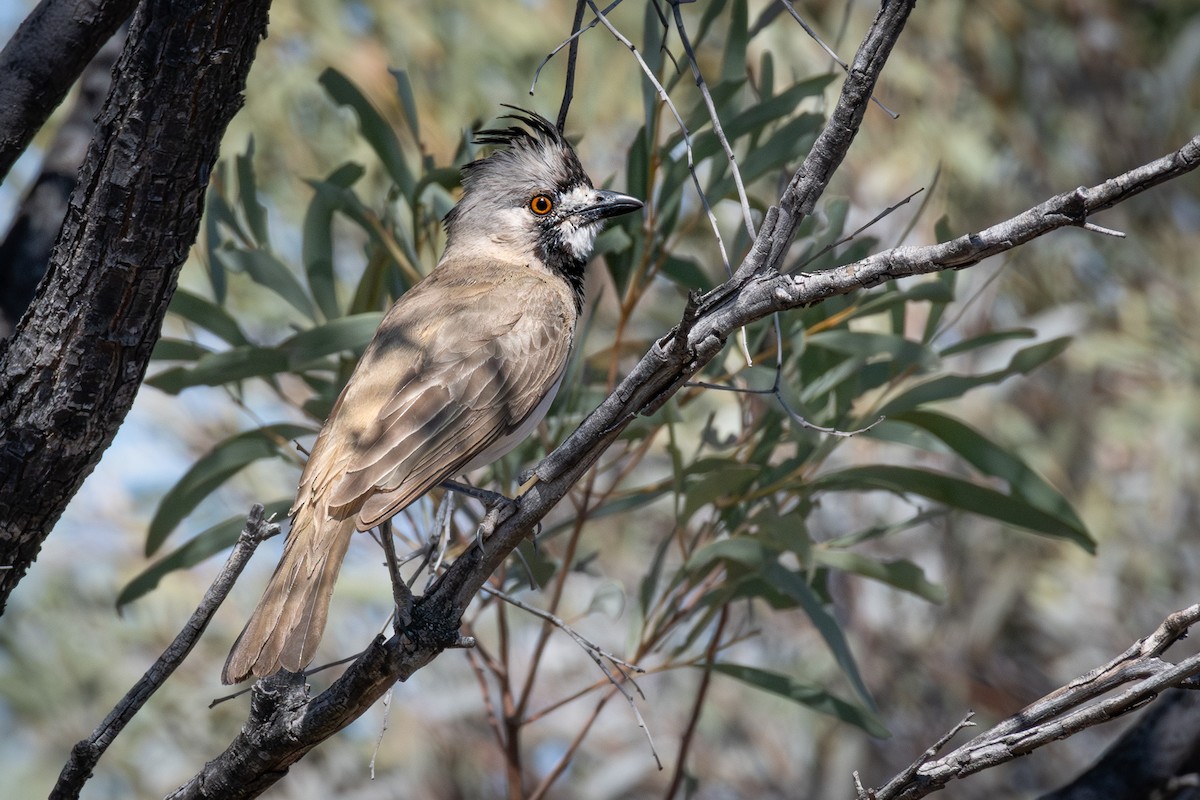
[1,1,1198,798]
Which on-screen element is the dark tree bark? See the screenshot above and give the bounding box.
[0,0,138,183]
[0,25,126,337]
[1039,690,1200,800]
[0,0,273,613]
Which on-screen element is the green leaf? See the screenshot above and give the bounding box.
[922,253,956,341]
[319,67,415,197]
[146,424,312,555]
[682,538,877,712]
[660,254,711,290]
[118,500,292,608]
[814,550,946,603]
[893,409,1088,539]
[389,68,420,143]
[807,329,940,372]
[758,560,878,710]
[146,346,289,394]
[303,163,366,321]
[852,281,956,320]
[938,328,1037,357]
[682,461,760,521]
[878,337,1072,416]
[721,74,835,142]
[685,536,777,576]
[204,184,228,303]
[280,312,383,366]
[235,138,270,246]
[812,465,1095,551]
[221,248,316,320]
[169,289,248,347]
[709,663,889,737]
[152,338,211,362]
[721,0,748,82]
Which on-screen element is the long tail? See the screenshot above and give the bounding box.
[221,507,357,684]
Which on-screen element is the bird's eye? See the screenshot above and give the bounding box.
[529,194,554,216]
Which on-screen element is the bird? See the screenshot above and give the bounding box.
[221,108,643,684]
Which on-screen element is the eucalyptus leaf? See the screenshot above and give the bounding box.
[709,663,889,737]
[119,500,293,608]
[145,424,312,555]
[813,465,1095,551]
[319,67,415,197]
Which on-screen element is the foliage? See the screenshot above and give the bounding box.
[125,7,1090,787]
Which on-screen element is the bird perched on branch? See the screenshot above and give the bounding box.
[222,109,642,684]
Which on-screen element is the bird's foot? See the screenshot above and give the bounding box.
[476,497,520,546]
[376,520,414,633]
[441,478,517,510]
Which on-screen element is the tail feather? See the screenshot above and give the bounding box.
[221,509,356,684]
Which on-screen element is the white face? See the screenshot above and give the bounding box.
[556,184,603,261]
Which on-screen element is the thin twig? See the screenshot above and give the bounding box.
[670,1,756,238]
[866,605,1200,800]
[797,187,925,270]
[530,0,626,95]
[776,0,899,119]
[482,586,645,674]
[52,506,279,800]
[556,0,589,130]
[584,0,752,364]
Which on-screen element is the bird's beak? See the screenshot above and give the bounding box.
[576,190,643,223]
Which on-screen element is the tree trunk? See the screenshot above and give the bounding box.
[0,0,138,183]
[0,25,126,336]
[0,0,273,613]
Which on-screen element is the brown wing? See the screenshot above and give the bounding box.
[304,259,576,531]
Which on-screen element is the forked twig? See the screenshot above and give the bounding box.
[863,605,1200,800]
[53,506,279,799]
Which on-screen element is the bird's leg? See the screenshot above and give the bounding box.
[440,478,517,510]
[377,519,413,632]
[440,478,522,548]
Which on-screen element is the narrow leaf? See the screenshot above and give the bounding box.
[894,409,1088,538]
[814,550,947,603]
[319,67,415,197]
[146,347,289,394]
[235,138,270,246]
[118,500,293,608]
[878,337,1072,416]
[169,289,248,347]
[146,424,312,555]
[221,248,316,320]
[710,663,889,737]
[813,465,1095,551]
[280,312,383,366]
[302,162,366,321]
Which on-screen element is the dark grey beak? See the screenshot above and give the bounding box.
[577,189,643,223]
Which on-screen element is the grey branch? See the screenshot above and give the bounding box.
[861,605,1200,800]
[172,0,1200,794]
[51,507,277,800]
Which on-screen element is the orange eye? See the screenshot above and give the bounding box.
[529,194,554,216]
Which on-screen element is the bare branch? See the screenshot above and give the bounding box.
[51,506,277,799]
[169,2,1200,793]
[864,605,1200,800]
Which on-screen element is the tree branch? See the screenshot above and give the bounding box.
[51,506,277,800]
[0,24,125,336]
[0,0,273,613]
[862,604,1200,800]
[170,1,1200,794]
[171,3,921,794]
[0,0,137,183]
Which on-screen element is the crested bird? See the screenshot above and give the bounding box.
[222,109,642,684]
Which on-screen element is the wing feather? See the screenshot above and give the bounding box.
[307,260,575,530]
